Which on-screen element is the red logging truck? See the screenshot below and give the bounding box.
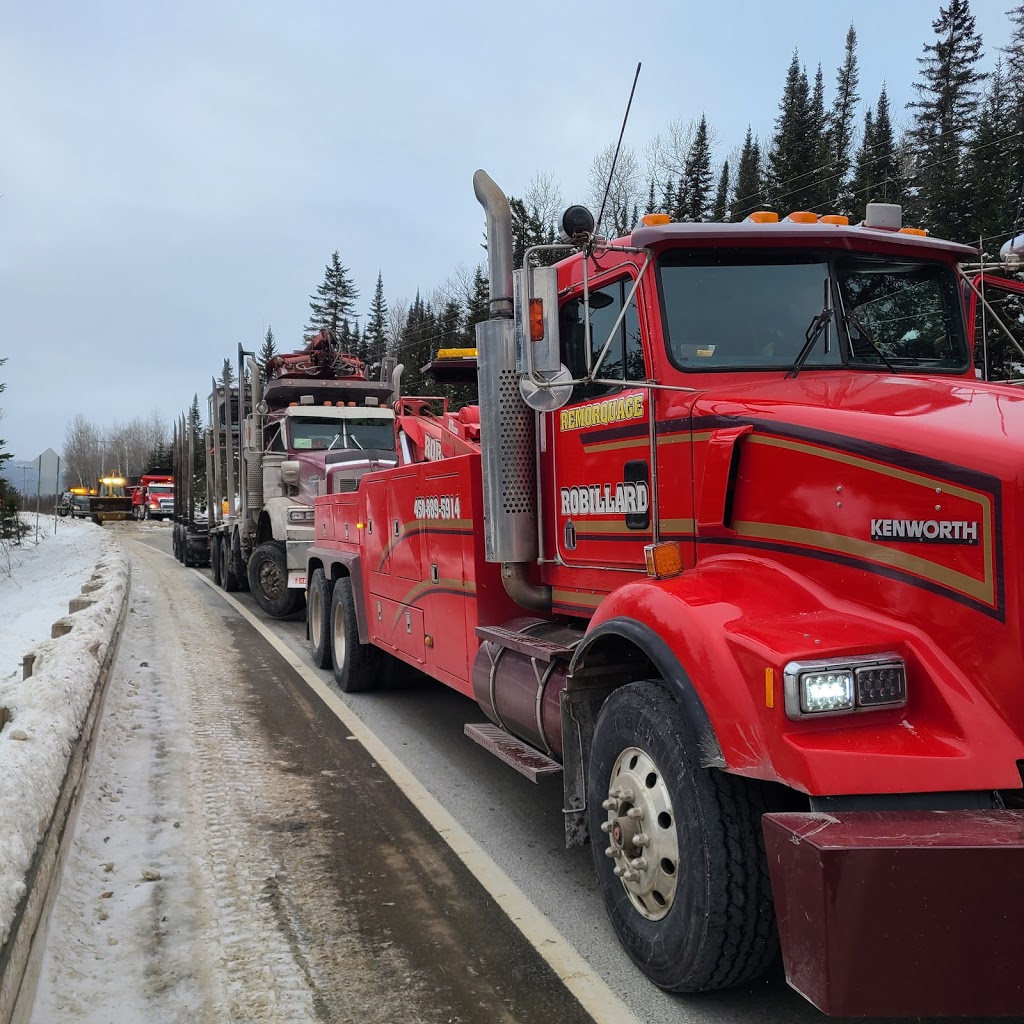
[304,172,1024,1017]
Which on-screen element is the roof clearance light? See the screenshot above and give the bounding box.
[784,211,818,223]
[819,214,850,226]
[644,541,684,580]
[900,227,928,237]
[641,213,671,226]
[745,211,779,224]
[529,298,545,342]
[437,348,477,359]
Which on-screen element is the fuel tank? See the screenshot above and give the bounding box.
[472,618,583,759]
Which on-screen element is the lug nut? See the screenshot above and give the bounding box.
[634,832,650,846]
[602,798,619,811]
[600,821,612,833]
[630,857,648,871]
[604,846,616,859]
[627,807,645,820]
[619,787,635,802]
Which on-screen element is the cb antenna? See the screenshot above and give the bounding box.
[595,62,642,236]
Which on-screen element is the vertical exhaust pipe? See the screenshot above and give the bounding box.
[474,169,551,612]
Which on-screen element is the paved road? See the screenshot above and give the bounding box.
[116,522,1023,1024]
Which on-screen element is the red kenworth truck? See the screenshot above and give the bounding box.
[305,172,1024,1017]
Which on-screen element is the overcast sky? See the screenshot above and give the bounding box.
[0,0,1015,464]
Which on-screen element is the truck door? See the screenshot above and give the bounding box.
[551,274,652,570]
[969,274,1024,381]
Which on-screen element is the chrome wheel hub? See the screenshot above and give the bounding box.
[601,745,679,920]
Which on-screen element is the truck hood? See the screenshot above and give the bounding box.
[693,371,1024,485]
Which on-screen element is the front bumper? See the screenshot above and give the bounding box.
[764,810,1024,1017]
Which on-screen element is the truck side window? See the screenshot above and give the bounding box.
[974,279,1024,381]
[265,424,285,453]
[560,277,646,402]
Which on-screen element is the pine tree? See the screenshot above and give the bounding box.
[830,25,861,213]
[1004,4,1024,223]
[905,0,986,240]
[809,64,831,211]
[733,126,765,220]
[968,60,1016,247]
[258,326,277,382]
[189,393,205,485]
[220,358,235,389]
[364,272,389,377]
[306,251,359,339]
[767,51,821,213]
[0,359,25,540]
[850,87,906,222]
[679,115,714,221]
[463,266,490,345]
[712,160,730,221]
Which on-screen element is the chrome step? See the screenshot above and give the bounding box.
[464,723,562,783]
[475,625,576,663]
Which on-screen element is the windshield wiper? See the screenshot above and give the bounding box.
[845,310,896,372]
[786,308,833,379]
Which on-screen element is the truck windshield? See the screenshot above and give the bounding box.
[659,250,967,372]
[148,484,173,495]
[289,417,396,451]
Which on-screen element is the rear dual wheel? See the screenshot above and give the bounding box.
[588,681,778,993]
[329,577,381,693]
[308,568,332,669]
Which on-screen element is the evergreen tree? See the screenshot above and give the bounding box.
[1003,3,1024,234]
[967,60,1016,247]
[189,393,206,485]
[850,87,906,221]
[509,195,559,268]
[0,360,25,541]
[905,0,986,240]
[220,358,235,389]
[733,125,765,220]
[306,250,359,339]
[809,64,831,210]
[645,179,657,216]
[830,25,861,213]
[463,265,490,345]
[767,51,821,213]
[712,160,730,221]
[679,114,714,221]
[365,271,389,375]
[257,326,277,383]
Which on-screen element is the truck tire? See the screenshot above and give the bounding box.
[330,577,381,693]
[232,536,250,592]
[587,680,778,994]
[220,535,239,592]
[211,534,223,587]
[307,568,333,669]
[247,541,302,617]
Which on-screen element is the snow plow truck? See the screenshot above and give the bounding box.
[303,171,1024,1018]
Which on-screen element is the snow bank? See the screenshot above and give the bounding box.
[0,517,130,946]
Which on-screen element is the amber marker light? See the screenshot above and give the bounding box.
[784,211,818,223]
[437,347,478,359]
[819,214,849,225]
[356,522,365,530]
[745,211,779,223]
[644,541,684,579]
[641,213,671,226]
[529,298,545,342]
[900,227,928,236]
[765,668,775,708]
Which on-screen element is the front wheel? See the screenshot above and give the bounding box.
[247,541,302,617]
[307,569,333,669]
[587,680,778,993]
[330,577,380,692]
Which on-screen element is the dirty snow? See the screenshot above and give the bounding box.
[0,516,128,946]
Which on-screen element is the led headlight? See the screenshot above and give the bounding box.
[287,507,315,524]
[784,654,906,720]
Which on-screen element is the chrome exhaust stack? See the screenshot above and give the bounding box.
[473,170,550,611]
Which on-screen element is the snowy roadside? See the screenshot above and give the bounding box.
[0,516,130,1013]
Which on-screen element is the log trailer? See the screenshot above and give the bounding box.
[203,331,396,616]
[305,172,1024,1017]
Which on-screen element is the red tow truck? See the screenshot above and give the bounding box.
[305,172,1024,1017]
[131,473,174,521]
